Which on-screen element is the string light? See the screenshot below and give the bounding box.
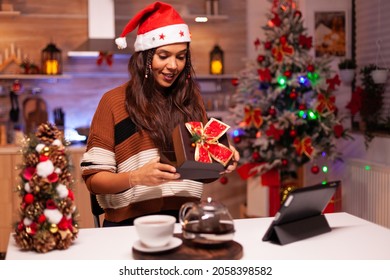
[277,75,287,87]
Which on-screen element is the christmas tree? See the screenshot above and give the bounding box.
[227,0,351,182]
[13,123,78,253]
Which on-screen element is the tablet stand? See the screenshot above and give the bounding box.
[269,214,331,245]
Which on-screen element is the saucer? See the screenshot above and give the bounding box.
[133,237,182,253]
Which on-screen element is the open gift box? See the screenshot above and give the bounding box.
[160,118,233,182]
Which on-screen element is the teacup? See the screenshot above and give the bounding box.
[134,215,176,248]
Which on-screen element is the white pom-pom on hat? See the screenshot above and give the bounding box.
[115,37,127,49]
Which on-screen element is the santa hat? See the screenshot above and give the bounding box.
[115,2,191,52]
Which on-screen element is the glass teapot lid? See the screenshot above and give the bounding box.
[199,197,227,213]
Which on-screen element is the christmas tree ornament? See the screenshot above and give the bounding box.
[268,106,277,117]
[311,165,320,174]
[289,129,297,138]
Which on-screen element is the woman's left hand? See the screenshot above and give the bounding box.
[222,145,240,174]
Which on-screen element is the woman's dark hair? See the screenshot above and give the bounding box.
[125,44,206,151]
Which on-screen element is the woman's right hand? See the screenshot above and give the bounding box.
[130,157,181,186]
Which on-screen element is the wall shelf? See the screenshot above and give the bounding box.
[0,74,71,80]
[0,11,21,17]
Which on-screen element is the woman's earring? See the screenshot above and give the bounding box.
[145,63,151,78]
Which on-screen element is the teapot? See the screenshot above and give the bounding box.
[179,197,235,244]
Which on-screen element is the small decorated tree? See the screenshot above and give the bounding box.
[227,0,352,183]
[13,123,78,253]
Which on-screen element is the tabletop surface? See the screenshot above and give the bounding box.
[6,212,390,260]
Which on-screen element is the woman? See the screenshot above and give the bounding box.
[81,2,239,227]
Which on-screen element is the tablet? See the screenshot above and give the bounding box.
[262,180,340,245]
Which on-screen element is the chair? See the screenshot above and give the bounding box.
[90,194,104,227]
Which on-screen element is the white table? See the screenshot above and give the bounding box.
[5,212,390,260]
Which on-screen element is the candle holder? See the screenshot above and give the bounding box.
[209,44,224,75]
[41,42,62,75]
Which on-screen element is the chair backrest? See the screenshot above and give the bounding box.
[90,194,104,227]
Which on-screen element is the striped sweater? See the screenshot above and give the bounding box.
[80,83,203,222]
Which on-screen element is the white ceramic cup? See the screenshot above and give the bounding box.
[134,215,176,248]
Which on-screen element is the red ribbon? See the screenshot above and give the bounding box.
[97,51,113,66]
[293,136,314,158]
[265,123,284,141]
[272,42,294,62]
[298,34,313,49]
[244,106,263,128]
[185,118,233,166]
[326,74,341,91]
[316,93,336,114]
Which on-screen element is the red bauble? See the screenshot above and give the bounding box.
[281,158,288,166]
[233,136,241,144]
[268,107,277,117]
[289,129,297,138]
[17,221,24,231]
[307,64,315,72]
[257,55,265,63]
[231,78,239,87]
[280,35,287,45]
[311,165,320,174]
[24,193,34,204]
[289,90,297,100]
[38,214,46,224]
[298,103,306,110]
[252,151,260,161]
[264,41,272,49]
[219,176,228,185]
[284,70,292,78]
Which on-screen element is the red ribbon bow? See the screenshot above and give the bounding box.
[293,136,314,158]
[272,42,294,62]
[97,51,113,66]
[326,74,341,91]
[316,93,336,114]
[185,118,234,166]
[298,35,313,49]
[244,106,263,128]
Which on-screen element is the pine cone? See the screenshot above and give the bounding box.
[33,231,57,253]
[59,171,74,185]
[25,153,39,167]
[35,122,63,144]
[29,174,41,194]
[50,150,68,170]
[58,198,74,216]
[55,230,73,250]
[40,179,53,195]
[14,231,33,251]
[25,204,39,220]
